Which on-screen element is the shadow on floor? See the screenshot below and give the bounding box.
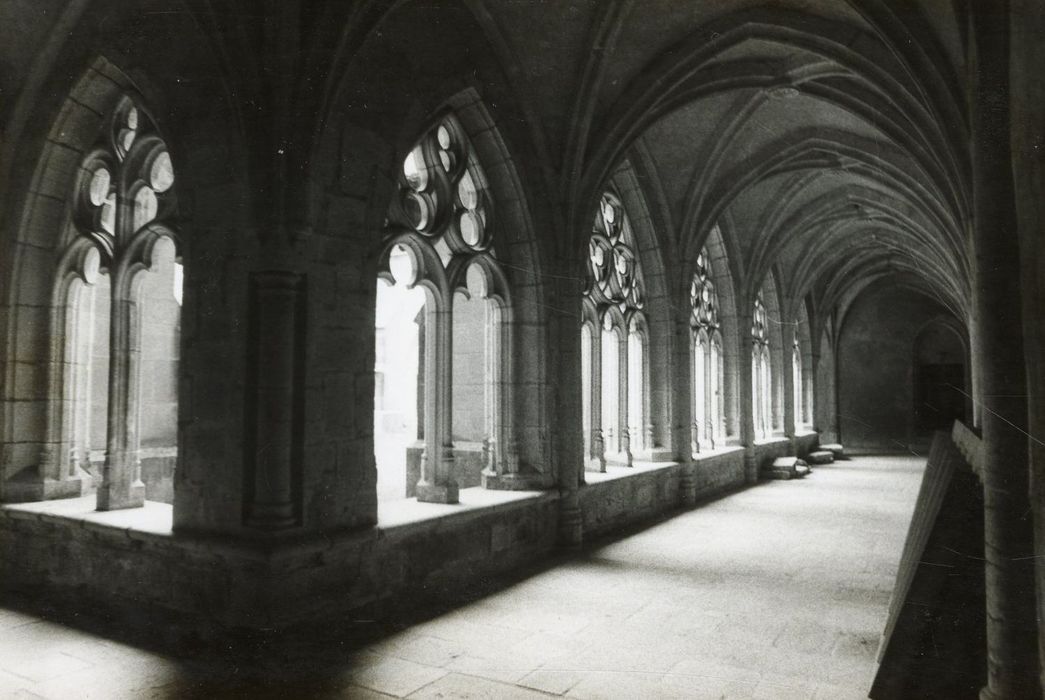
[2,462,912,698]
[1,483,760,696]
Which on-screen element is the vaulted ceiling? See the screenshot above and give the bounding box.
[0,0,973,336]
[380,0,971,334]
[551,1,970,329]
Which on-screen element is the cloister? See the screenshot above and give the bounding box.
[1,1,1044,698]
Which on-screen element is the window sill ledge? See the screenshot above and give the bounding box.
[692,445,745,461]
[376,486,554,532]
[1,486,558,546]
[753,436,790,447]
[1,495,172,538]
[582,460,678,485]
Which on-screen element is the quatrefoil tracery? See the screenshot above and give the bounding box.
[586,192,644,313]
[691,247,719,331]
[394,116,492,256]
[752,290,769,346]
[72,96,177,273]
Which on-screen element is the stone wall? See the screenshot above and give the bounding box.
[793,432,820,458]
[0,503,244,626]
[691,447,747,500]
[265,493,560,626]
[0,492,560,631]
[752,438,793,470]
[580,464,681,539]
[1,440,807,631]
[3,455,737,629]
[838,283,965,451]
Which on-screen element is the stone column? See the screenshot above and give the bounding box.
[589,324,605,472]
[971,5,1040,697]
[676,314,697,507]
[1009,0,1045,689]
[968,318,984,429]
[551,269,583,547]
[810,346,822,434]
[497,306,520,476]
[97,280,144,510]
[691,335,701,456]
[642,333,655,455]
[803,351,814,429]
[829,334,842,444]
[416,300,458,503]
[618,332,632,466]
[782,320,797,453]
[482,303,527,489]
[17,288,92,503]
[739,313,758,483]
[245,270,303,528]
[705,339,716,450]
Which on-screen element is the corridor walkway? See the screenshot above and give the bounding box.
[0,455,924,699]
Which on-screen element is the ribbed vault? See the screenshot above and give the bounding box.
[546,2,973,341]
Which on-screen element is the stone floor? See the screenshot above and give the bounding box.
[0,455,923,699]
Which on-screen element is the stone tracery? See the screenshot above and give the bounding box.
[581,191,649,471]
[691,244,724,451]
[752,289,772,440]
[377,112,518,504]
[45,94,181,511]
[0,6,1038,695]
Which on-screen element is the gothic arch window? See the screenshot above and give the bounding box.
[581,191,648,471]
[376,113,515,505]
[752,290,772,440]
[691,247,724,452]
[49,95,182,510]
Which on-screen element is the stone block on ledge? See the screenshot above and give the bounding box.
[819,443,846,459]
[807,450,835,465]
[762,456,811,480]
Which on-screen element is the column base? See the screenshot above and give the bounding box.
[481,470,548,491]
[2,466,91,503]
[96,480,145,511]
[416,482,459,504]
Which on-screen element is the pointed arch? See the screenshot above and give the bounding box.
[1,58,186,509]
[751,268,786,441]
[581,185,657,471]
[701,221,741,442]
[374,100,550,504]
[761,268,787,437]
[610,158,674,457]
[690,238,727,453]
